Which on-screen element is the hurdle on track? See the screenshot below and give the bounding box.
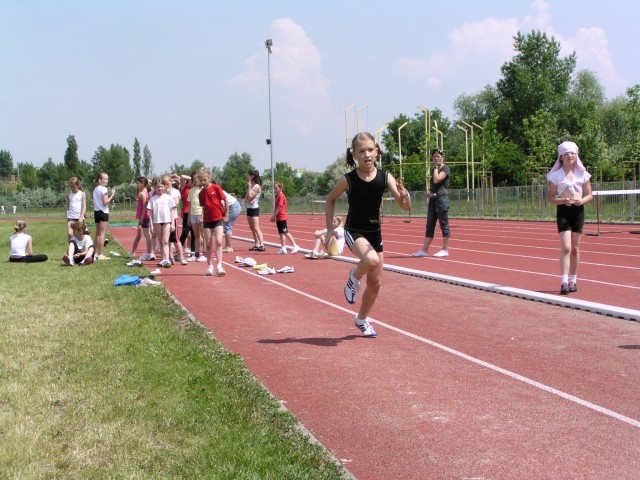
[587,189,640,236]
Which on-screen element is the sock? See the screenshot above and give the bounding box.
[561,274,568,284]
[569,274,577,283]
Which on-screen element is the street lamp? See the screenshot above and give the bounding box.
[265,38,275,209]
[398,121,409,181]
[456,124,470,191]
[345,104,356,149]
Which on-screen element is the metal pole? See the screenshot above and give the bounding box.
[462,121,474,190]
[456,124,469,191]
[345,104,356,149]
[265,39,275,210]
[398,121,409,181]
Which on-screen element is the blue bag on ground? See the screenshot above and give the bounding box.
[113,274,141,286]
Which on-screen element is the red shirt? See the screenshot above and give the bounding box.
[180,185,191,215]
[274,191,287,221]
[198,184,226,223]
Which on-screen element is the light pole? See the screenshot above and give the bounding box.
[456,124,470,191]
[345,104,356,149]
[398,121,409,181]
[265,39,275,210]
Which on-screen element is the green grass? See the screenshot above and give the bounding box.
[0,219,348,479]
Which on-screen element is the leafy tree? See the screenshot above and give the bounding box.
[64,135,80,173]
[293,170,320,197]
[623,85,640,180]
[219,152,254,196]
[523,110,559,182]
[142,145,153,178]
[316,156,349,195]
[0,150,13,179]
[38,158,70,191]
[17,163,38,189]
[92,144,133,185]
[496,30,576,149]
[132,138,141,179]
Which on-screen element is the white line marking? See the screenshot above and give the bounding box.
[229,261,640,430]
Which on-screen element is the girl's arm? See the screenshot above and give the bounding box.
[102,187,116,205]
[80,191,87,219]
[245,184,260,203]
[574,180,593,207]
[387,174,411,211]
[26,237,33,256]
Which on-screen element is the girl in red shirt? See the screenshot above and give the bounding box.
[197,168,229,276]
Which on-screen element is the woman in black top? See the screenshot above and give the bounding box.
[325,132,411,337]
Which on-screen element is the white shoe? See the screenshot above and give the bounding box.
[216,265,226,276]
[205,265,214,276]
[411,250,429,257]
[291,244,300,254]
[197,255,208,262]
[276,248,287,255]
[355,317,377,337]
[187,256,196,262]
[433,249,449,257]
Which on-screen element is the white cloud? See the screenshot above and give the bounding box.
[229,18,336,137]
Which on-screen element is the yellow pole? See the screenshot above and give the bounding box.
[398,121,409,181]
[345,104,356,149]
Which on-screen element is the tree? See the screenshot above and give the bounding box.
[496,30,576,149]
[64,135,80,173]
[316,156,349,195]
[142,145,153,178]
[91,144,133,185]
[132,138,141,179]
[220,152,254,196]
[17,162,38,189]
[0,150,13,179]
[624,85,640,179]
[522,110,559,182]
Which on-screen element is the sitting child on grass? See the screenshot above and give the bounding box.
[62,220,95,266]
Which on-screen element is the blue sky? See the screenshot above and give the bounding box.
[1,0,638,176]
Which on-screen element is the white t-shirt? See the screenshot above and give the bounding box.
[246,185,261,209]
[223,191,238,206]
[93,185,109,213]
[147,193,174,224]
[548,168,591,197]
[67,190,84,219]
[9,232,30,257]
[71,234,94,252]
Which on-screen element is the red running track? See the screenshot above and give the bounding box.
[110,217,640,479]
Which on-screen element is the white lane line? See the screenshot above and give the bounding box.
[229,261,640,430]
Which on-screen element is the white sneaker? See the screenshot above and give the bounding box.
[343,269,360,304]
[411,250,429,257]
[187,256,196,262]
[205,265,214,276]
[433,249,449,257]
[197,255,208,262]
[355,317,377,338]
[183,248,191,255]
[291,244,300,254]
[276,248,287,255]
[216,265,226,276]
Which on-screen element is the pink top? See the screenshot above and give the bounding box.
[136,190,150,220]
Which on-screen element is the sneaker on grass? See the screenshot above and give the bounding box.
[343,268,360,304]
[62,254,73,266]
[355,317,377,338]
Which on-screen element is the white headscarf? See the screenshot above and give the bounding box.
[546,141,586,181]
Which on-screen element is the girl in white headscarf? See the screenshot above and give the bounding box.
[547,141,593,295]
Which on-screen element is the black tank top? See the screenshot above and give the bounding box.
[344,168,388,233]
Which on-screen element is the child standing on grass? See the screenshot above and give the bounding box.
[9,220,48,263]
[187,172,206,263]
[270,181,300,255]
[129,176,153,260]
[166,175,187,265]
[325,132,411,338]
[62,220,95,266]
[92,172,115,260]
[198,168,228,276]
[147,177,175,268]
[66,177,86,241]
